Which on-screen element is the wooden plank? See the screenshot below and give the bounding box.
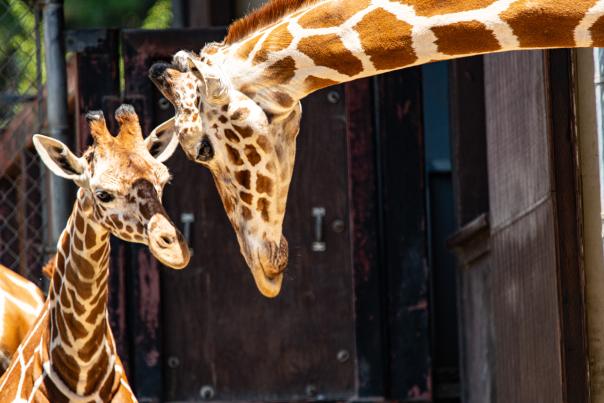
[345,78,386,397]
[377,68,431,401]
[449,56,489,226]
[546,49,588,403]
[69,28,133,380]
[490,199,563,402]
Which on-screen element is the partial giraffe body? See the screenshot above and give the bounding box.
[0,104,189,402]
[0,264,45,375]
[150,0,604,297]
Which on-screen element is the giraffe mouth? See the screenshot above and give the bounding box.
[249,236,288,298]
[147,214,191,269]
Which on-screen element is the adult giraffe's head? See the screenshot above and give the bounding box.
[33,104,190,269]
[149,50,301,297]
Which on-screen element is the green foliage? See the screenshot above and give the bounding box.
[142,0,172,29]
[64,0,155,29]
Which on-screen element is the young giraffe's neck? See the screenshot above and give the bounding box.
[215,0,604,112]
[46,190,118,397]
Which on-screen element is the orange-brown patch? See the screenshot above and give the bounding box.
[253,23,294,64]
[304,76,339,94]
[402,0,496,16]
[75,212,85,233]
[236,170,252,189]
[240,191,253,204]
[224,128,240,143]
[244,144,262,165]
[219,115,228,123]
[355,8,417,70]
[50,345,81,390]
[266,160,276,173]
[256,173,273,195]
[241,205,253,220]
[500,0,596,48]
[299,34,363,76]
[226,144,245,166]
[85,224,96,249]
[73,233,84,251]
[238,34,263,59]
[225,0,319,44]
[264,56,297,85]
[432,21,500,55]
[231,107,250,121]
[256,135,271,153]
[592,15,604,46]
[256,197,270,222]
[298,0,370,28]
[233,124,254,138]
[274,92,295,108]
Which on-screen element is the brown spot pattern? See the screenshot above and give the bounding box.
[233,124,254,138]
[256,197,270,222]
[402,0,496,16]
[264,56,296,85]
[224,128,240,143]
[226,144,245,165]
[304,76,339,94]
[355,8,417,70]
[236,170,251,189]
[274,92,294,108]
[500,0,596,48]
[241,205,252,220]
[256,173,273,195]
[85,224,96,249]
[298,0,370,28]
[244,145,261,165]
[592,15,604,46]
[256,135,271,153]
[231,108,250,121]
[299,34,363,76]
[240,191,253,204]
[254,23,293,64]
[432,21,500,55]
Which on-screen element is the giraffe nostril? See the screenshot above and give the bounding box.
[157,233,175,248]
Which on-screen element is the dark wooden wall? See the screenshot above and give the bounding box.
[70,27,433,402]
[449,50,588,403]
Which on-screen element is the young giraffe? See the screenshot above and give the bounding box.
[149,0,604,297]
[0,104,189,402]
[0,264,45,374]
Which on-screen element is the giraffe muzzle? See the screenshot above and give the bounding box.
[147,213,190,270]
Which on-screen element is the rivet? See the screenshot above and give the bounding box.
[199,385,215,400]
[331,219,345,233]
[327,91,340,104]
[167,355,180,368]
[158,97,171,110]
[337,349,350,363]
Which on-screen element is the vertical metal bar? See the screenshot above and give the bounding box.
[42,0,70,256]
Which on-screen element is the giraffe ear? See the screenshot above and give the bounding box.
[186,56,229,104]
[33,135,87,183]
[145,117,179,162]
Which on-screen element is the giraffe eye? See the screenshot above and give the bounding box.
[196,138,214,162]
[95,190,114,203]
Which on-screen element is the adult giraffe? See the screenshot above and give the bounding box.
[0,104,189,402]
[0,264,45,374]
[149,0,604,297]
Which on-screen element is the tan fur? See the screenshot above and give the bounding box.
[225,0,320,44]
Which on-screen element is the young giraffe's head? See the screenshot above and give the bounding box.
[34,104,190,269]
[149,52,301,297]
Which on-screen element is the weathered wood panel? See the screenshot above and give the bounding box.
[377,69,431,401]
[483,49,588,402]
[122,29,356,401]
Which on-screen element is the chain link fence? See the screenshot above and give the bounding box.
[0,0,47,286]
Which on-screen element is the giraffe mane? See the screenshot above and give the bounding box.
[224,0,320,45]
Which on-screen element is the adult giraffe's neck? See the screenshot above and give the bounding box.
[47,191,115,396]
[218,0,604,112]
